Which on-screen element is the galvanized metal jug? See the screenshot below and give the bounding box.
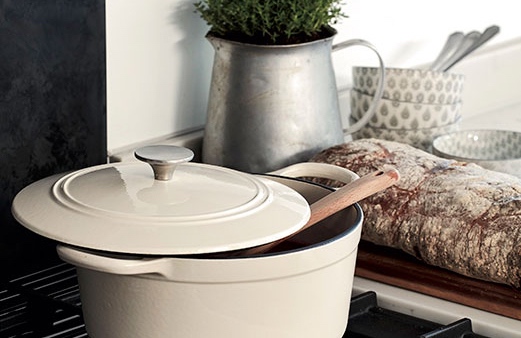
[202,29,385,173]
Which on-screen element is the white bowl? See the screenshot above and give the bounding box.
[351,117,461,152]
[352,66,465,105]
[350,89,462,130]
[432,129,521,177]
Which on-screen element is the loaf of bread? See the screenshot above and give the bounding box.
[310,138,521,287]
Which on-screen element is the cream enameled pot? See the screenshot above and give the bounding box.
[12,146,363,338]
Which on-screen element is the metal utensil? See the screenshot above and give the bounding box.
[441,25,500,71]
[429,32,464,71]
[229,168,400,256]
[430,30,481,72]
[430,25,500,72]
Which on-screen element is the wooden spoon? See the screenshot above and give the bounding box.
[229,168,400,257]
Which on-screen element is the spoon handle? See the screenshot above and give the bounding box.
[431,30,481,72]
[442,25,500,72]
[237,168,400,256]
[429,32,464,72]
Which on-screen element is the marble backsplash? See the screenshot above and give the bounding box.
[0,0,106,277]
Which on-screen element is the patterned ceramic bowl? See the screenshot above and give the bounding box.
[432,130,521,177]
[350,89,462,130]
[351,117,461,152]
[352,67,465,105]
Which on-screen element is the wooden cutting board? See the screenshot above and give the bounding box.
[355,240,521,321]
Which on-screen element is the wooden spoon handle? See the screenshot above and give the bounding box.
[306,168,399,228]
[238,168,400,256]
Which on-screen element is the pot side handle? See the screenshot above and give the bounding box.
[57,244,174,278]
[269,162,359,184]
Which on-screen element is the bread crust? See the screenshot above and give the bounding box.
[311,138,521,287]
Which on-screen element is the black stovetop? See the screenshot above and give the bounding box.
[0,263,489,338]
[1,263,86,337]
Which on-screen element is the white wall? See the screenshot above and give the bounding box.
[106,0,212,152]
[106,0,521,154]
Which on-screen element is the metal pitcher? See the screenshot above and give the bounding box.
[202,28,385,173]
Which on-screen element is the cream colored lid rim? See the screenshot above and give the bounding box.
[12,148,310,255]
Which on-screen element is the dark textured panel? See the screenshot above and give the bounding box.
[0,0,106,277]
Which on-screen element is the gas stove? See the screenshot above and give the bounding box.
[1,261,517,338]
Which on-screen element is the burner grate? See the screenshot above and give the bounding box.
[1,263,491,338]
[1,263,86,337]
[345,292,489,338]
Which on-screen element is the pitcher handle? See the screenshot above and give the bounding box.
[332,39,385,135]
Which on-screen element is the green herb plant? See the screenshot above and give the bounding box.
[194,0,347,45]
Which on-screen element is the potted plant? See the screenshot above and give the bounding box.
[195,0,384,173]
[194,0,346,45]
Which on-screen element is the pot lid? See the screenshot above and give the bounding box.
[12,146,310,255]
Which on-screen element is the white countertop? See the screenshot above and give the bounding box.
[352,277,521,338]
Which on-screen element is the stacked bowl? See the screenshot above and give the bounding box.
[350,66,465,152]
[433,129,521,178]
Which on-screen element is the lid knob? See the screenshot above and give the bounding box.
[134,145,194,181]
